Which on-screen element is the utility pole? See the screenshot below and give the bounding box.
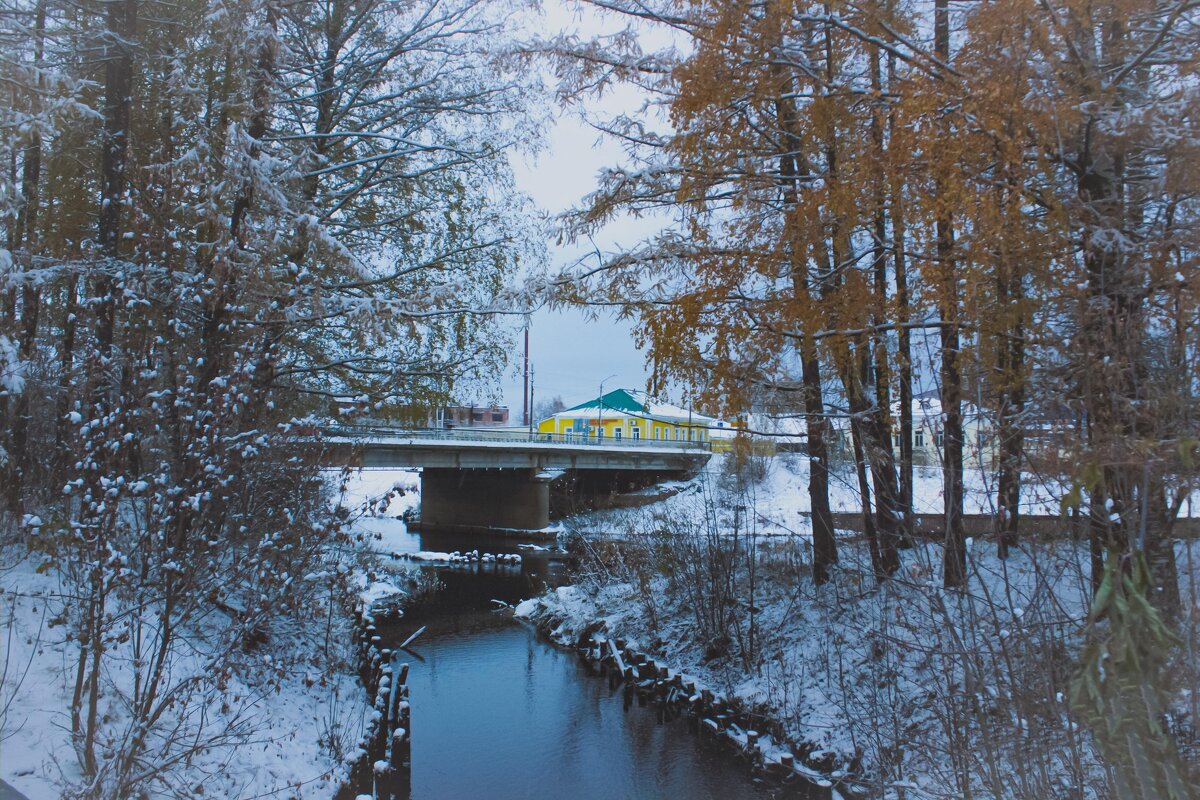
[528,368,535,437]
[522,324,530,427]
[598,373,616,439]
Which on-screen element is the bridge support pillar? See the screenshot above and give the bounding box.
[419,468,551,533]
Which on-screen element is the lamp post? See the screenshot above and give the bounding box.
[598,373,616,440]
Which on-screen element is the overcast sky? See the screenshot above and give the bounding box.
[488,2,942,420]
[493,0,672,421]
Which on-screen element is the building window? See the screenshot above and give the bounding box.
[597,428,604,438]
[491,412,504,423]
[936,432,944,448]
[614,428,622,439]
[632,427,640,439]
[914,430,925,448]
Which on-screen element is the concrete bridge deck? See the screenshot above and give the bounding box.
[324,426,713,471]
[322,426,711,534]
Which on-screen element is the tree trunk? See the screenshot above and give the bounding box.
[5,0,45,511]
[54,277,79,471]
[9,283,39,511]
[935,0,967,589]
[1143,480,1181,615]
[895,252,915,542]
[886,41,915,547]
[91,0,136,424]
[866,43,903,576]
[843,348,903,579]
[75,0,136,778]
[802,339,837,585]
[995,257,1024,559]
[892,187,915,544]
[774,63,836,586]
[849,408,883,572]
[1079,139,1137,594]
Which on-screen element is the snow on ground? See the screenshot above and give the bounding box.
[331,468,420,519]
[566,453,1198,541]
[0,470,433,800]
[355,572,406,606]
[522,536,1107,788]
[329,468,421,555]
[0,472,435,799]
[524,453,1200,798]
[0,549,367,799]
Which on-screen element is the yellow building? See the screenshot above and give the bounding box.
[538,389,717,444]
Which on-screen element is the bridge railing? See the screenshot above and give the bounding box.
[322,425,713,453]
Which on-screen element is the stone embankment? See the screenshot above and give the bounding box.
[517,591,855,799]
[340,600,412,796]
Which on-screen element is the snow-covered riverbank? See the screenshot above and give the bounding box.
[0,545,371,799]
[0,471,428,799]
[518,455,1200,799]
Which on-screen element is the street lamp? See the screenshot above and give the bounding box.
[598,373,616,440]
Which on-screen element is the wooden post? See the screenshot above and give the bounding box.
[608,640,627,677]
[390,661,411,767]
[388,661,407,729]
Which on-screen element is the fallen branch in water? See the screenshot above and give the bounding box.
[399,626,426,650]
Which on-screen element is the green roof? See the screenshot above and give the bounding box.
[565,389,646,415]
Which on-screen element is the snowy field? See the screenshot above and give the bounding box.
[566,453,1200,540]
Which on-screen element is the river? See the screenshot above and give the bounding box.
[341,519,824,800]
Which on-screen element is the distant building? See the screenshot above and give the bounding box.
[705,414,808,455]
[537,389,717,444]
[707,418,743,453]
[1006,401,1086,471]
[827,390,998,467]
[326,396,510,429]
[435,405,509,428]
[893,391,996,467]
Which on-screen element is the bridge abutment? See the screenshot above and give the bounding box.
[419,468,551,533]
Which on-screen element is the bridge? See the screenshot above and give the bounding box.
[322,427,712,535]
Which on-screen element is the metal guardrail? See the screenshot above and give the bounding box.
[322,425,713,453]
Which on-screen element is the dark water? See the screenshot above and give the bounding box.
[344,526,820,800]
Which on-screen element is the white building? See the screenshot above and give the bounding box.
[828,391,997,467]
[890,392,996,468]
